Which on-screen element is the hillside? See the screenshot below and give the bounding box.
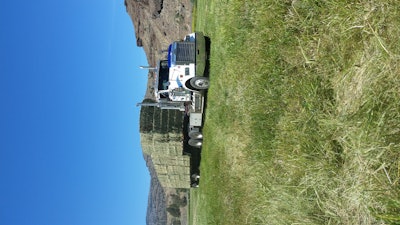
[140,101,189,189]
[125,0,193,99]
[124,1,194,225]
[125,0,192,65]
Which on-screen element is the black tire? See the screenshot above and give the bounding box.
[189,131,203,139]
[188,139,202,148]
[190,77,210,90]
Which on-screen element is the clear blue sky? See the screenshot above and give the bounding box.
[0,1,150,225]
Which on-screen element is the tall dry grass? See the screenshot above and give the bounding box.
[191,1,400,224]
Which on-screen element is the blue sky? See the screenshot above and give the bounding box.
[0,1,150,225]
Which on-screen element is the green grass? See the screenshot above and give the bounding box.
[190,0,400,225]
[191,0,197,31]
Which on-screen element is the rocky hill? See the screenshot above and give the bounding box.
[140,102,190,225]
[124,1,193,225]
[125,0,193,100]
[139,101,190,189]
[145,154,167,225]
[125,0,192,65]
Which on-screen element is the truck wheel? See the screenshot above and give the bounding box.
[189,131,203,139]
[188,139,202,148]
[190,77,210,90]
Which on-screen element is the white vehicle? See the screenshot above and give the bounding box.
[153,32,210,148]
[166,32,210,92]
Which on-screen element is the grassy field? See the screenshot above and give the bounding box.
[190,0,400,225]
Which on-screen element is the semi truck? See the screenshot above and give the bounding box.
[154,32,209,148]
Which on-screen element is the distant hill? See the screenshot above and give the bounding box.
[125,0,193,99]
[125,0,192,65]
[140,101,189,225]
[144,153,167,225]
[139,101,189,189]
[124,1,193,224]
